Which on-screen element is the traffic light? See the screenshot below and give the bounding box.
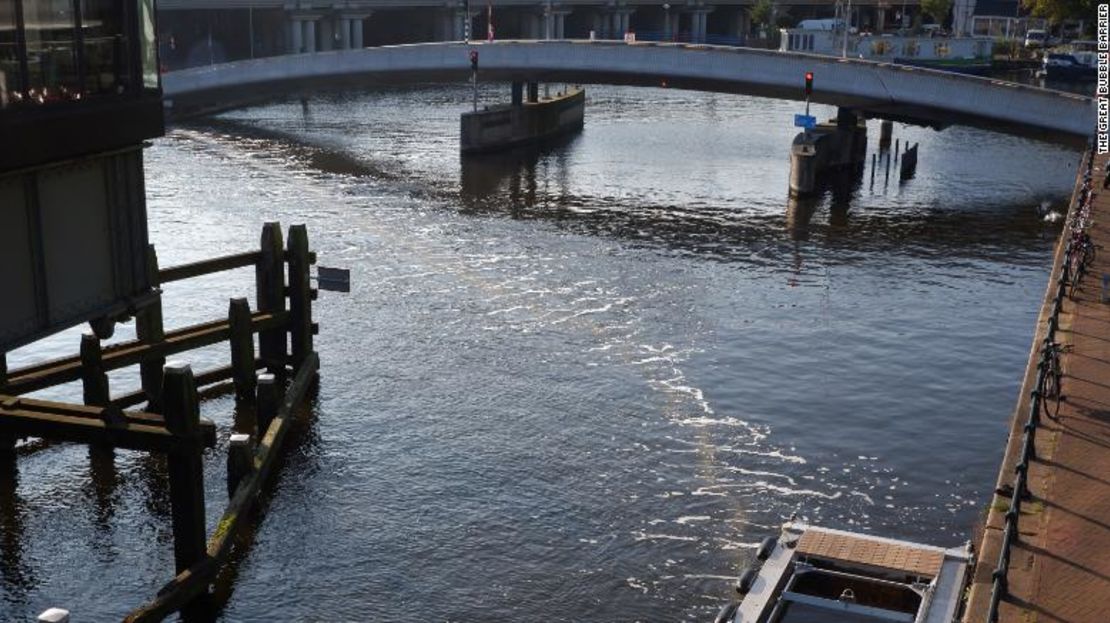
[804,71,814,98]
[469,50,479,71]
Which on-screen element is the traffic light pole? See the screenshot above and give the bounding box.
[470,50,479,112]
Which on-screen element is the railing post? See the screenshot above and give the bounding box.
[79,333,110,408]
[228,298,257,402]
[256,373,278,436]
[162,363,207,575]
[256,223,287,378]
[136,245,166,412]
[286,225,314,372]
[226,433,254,497]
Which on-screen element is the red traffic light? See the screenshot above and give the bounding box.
[804,71,813,97]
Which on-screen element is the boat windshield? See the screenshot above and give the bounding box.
[779,602,907,622]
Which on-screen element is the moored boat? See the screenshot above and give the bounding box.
[716,521,972,623]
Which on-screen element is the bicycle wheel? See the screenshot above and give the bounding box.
[1041,364,1062,419]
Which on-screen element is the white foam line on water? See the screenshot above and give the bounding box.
[550,303,616,324]
[633,531,701,542]
[675,515,711,525]
[486,305,529,316]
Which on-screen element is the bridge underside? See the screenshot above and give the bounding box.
[162,42,1094,145]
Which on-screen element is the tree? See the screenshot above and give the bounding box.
[920,0,953,25]
[751,0,775,28]
[1022,0,1094,24]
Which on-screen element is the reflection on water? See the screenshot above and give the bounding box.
[1,84,1082,621]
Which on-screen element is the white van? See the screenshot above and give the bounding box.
[796,19,845,31]
[1024,29,1047,49]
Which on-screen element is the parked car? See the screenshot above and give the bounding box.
[1025,29,1047,49]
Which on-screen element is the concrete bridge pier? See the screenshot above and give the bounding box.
[789,108,868,196]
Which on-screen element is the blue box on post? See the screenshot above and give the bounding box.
[794,114,817,129]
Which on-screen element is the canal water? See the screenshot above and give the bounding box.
[2,85,1080,621]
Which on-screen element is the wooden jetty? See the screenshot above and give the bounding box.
[0,222,320,621]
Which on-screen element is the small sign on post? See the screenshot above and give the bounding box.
[316,266,351,293]
[794,114,817,129]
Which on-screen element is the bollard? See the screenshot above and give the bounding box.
[227,433,254,497]
[256,373,279,435]
[38,608,70,623]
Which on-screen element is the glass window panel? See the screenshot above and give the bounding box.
[0,1,20,107]
[23,0,80,101]
[137,0,156,89]
[81,0,125,95]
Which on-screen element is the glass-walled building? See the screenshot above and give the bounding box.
[1,0,164,352]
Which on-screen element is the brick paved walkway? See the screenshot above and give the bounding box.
[963,152,1110,622]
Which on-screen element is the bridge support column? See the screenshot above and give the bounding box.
[289,17,304,54]
[350,14,368,49]
[876,8,886,33]
[527,82,539,103]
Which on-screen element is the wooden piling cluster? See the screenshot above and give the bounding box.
[0,222,319,620]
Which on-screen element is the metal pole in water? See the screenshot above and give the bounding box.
[884,150,891,187]
[870,153,876,189]
[895,138,900,164]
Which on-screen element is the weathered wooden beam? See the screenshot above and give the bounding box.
[163,364,207,576]
[124,352,320,622]
[3,395,216,447]
[159,251,261,284]
[256,223,287,378]
[0,403,209,454]
[286,225,314,372]
[228,298,256,402]
[7,311,287,395]
[136,245,166,412]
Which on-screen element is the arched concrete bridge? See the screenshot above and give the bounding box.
[163,40,1094,143]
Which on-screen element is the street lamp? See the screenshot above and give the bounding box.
[663,3,670,41]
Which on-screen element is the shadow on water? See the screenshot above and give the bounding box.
[459,140,1063,265]
[0,459,34,602]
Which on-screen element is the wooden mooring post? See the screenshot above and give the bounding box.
[256,223,287,378]
[287,225,315,372]
[162,363,207,575]
[228,298,256,402]
[136,246,166,412]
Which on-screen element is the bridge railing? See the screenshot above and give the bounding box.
[985,147,1095,622]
